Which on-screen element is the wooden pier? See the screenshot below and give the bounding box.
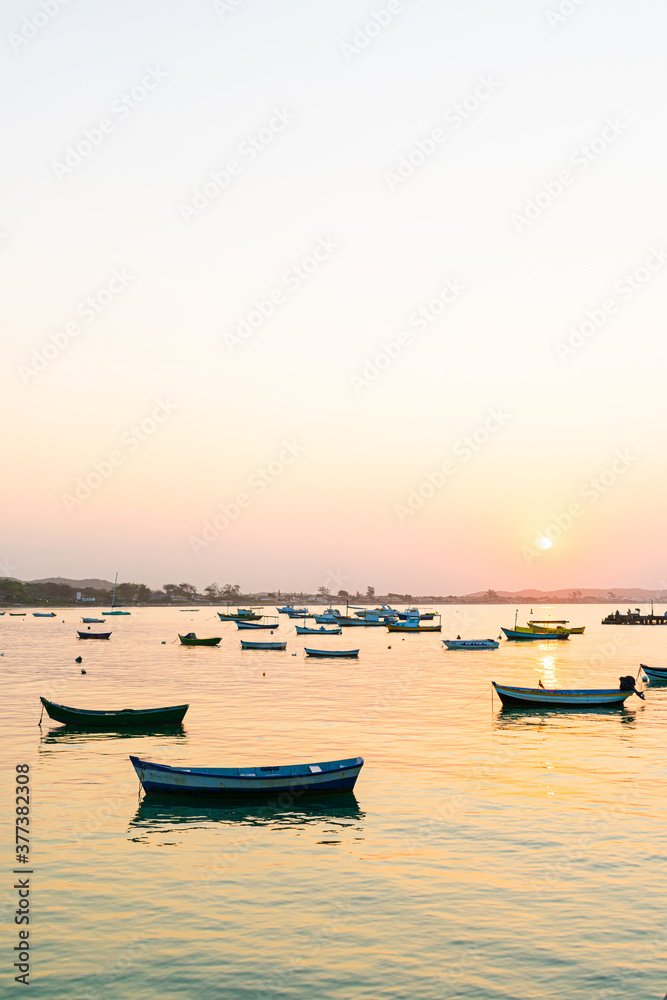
[602,611,667,625]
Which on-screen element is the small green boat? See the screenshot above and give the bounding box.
[217,609,263,621]
[178,633,221,646]
[40,696,188,727]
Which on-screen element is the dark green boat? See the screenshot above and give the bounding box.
[39,696,189,727]
[178,633,221,646]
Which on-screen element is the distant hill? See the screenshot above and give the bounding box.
[31,577,115,590]
[463,588,665,601]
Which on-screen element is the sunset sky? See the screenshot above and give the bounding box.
[3,0,666,594]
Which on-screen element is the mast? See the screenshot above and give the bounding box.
[111,572,118,610]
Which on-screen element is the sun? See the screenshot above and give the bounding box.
[538,537,553,550]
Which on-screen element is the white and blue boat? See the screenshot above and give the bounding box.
[640,662,667,681]
[33,612,57,617]
[130,754,364,798]
[295,625,343,635]
[443,638,499,650]
[236,620,279,630]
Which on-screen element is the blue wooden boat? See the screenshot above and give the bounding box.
[443,638,499,649]
[240,640,286,650]
[492,677,643,707]
[130,754,364,797]
[77,630,111,640]
[33,612,56,617]
[277,605,308,614]
[40,696,188,727]
[295,625,343,635]
[82,617,105,623]
[236,620,279,630]
[305,648,359,658]
[102,610,131,615]
[640,663,667,681]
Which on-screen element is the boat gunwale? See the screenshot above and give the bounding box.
[130,754,363,779]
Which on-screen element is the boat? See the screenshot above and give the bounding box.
[100,572,132,615]
[277,605,308,614]
[240,640,286,650]
[81,617,105,623]
[501,627,570,641]
[295,625,343,635]
[217,609,263,621]
[102,610,131,615]
[40,696,188,727]
[528,619,584,635]
[304,648,359,658]
[130,753,364,798]
[9,612,26,616]
[396,607,435,620]
[501,611,569,641]
[443,638,499,649]
[387,614,442,633]
[286,611,315,619]
[33,612,56,617]
[492,676,643,707]
[236,621,279,630]
[640,663,667,681]
[178,633,221,646]
[77,631,111,640]
[179,609,199,612]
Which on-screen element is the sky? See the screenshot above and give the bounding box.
[2,0,666,594]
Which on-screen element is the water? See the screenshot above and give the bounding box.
[2,605,665,998]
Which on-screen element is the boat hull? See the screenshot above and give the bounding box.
[130,754,364,798]
[443,639,499,649]
[492,682,633,707]
[236,622,278,630]
[102,611,130,615]
[641,664,667,680]
[305,648,359,658]
[33,612,56,617]
[240,641,286,650]
[40,697,188,727]
[387,624,442,632]
[77,631,111,639]
[178,635,221,646]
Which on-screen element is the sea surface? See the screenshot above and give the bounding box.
[1,604,666,998]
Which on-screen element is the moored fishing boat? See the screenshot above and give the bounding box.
[217,609,263,621]
[501,627,570,641]
[236,620,279,630]
[9,612,26,616]
[640,662,667,681]
[102,610,131,615]
[77,630,111,640]
[178,633,221,646]
[295,625,343,635]
[305,648,359,658]
[82,617,105,623]
[443,638,499,649]
[387,613,442,633]
[240,640,286,650]
[492,676,643,708]
[33,612,57,617]
[40,696,189,727]
[130,753,364,798]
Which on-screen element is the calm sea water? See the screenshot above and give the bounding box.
[2,604,666,998]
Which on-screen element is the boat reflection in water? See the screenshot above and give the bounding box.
[492,704,639,731]
[128,793,364,841]
[39,723,187,744]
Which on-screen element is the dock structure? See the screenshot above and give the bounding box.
[602,610,667,625]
